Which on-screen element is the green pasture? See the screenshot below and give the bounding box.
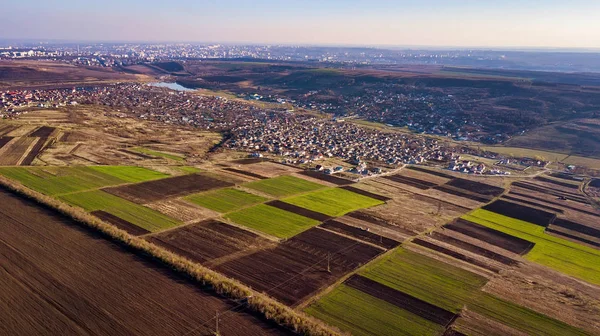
[225,204,319,238]
[0,166,166,196]
[59,190,180,232]
[283,188,384,217]
[306,284,444,336]
[464,209,600,285]
[185,188,267,213]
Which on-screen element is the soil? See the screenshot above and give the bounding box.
[223,167,268,179]
[148,219,270,264]
[429,232,519,266]
[216,227,383,306]
[320,220,401,249]
[103,173,233,204]
[299,171,354,185]
[91,210,150,236]
[0,189,288,336]
[433,185,492,203]
[482,200,556,227]
[412,239,502,273]
[382,174,437,189]
[267,200,332,221]
[145,198,219,224]
[445,219,534,255]
[446,178,505,197]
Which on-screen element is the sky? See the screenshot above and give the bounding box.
[2,0,600,48]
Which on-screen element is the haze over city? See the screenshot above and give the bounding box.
[3,0,600,48]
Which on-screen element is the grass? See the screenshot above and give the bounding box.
[244,175,326,197]
[225,204,320,238]
[0,166,158,196]
[305,284,445,336]
[360,248,487,313]
[283,188,384,217]
[87,166,168,183]
[177,166,203,174]
[185,188,267,213]
[357,247,589,336]
[479,146,568,161]
[59,190,181,232]
[464,209,600,285]
[133,147,185,161]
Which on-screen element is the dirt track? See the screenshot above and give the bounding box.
[0,189,288,336]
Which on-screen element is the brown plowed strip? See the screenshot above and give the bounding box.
[501,195,564,213]
[340,185,391,201]
[430,232,519,266]
[321,220,400,249]
[267,200,332,221]
[552,218,600,239]
[0,136,13,149]
[91,211,149,236]
[412,193,470,211]
[231,158,269,164]
[446,178,505,197]
[103,173,234,204]
[147,220,268,263]
[347,211,414,235]
[223,167,268,179]
[546,227,600,249]
[445,219,534,255]
[20,137,46,166]
[29,126,55,138]
[299,171,354,185]
[407,166,455,178]
[509,190,600,217]
[345,275,457,326]
[483,200,556,227]
[412,239,501,273]
[382,174,435,189]
[534,176,580,189]
[433,185,491,203]
[512,182,588,204]
[120,149,155,159]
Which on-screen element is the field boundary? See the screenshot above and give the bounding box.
[0,175,342,336]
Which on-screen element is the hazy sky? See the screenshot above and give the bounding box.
[2,0,600,48]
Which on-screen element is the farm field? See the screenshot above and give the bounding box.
[131,147,185,161]
[148,219,271,264]
[59,190,181,232]
[217,228,383,306]
[283,187,384,217]
[356,247,589,336]
[306,284,445,336]
[0,166,167,196]
[104,173,233,203]
[0,188,287,336]
[225,204,320,238]
[464,209,600,285]
[244,175,326,197]
[185,187,268,213]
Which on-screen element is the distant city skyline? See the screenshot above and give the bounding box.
[2,0,600,48]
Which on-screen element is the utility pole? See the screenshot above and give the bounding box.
[214,310,220,336]
[326,253,331,273]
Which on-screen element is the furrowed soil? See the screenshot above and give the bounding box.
[216,228,383,306]
[104,173,233,203]
[482,200,556,227]
[320,220,400,249]
[91,210,150,236]
[148,219,271,264]
[444,219,534,255]
[0,189,288,336]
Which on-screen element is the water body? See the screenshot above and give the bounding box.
[149,82,195,91]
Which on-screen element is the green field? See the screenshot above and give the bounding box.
[357,248,589,336]
[59,190,181,232]
[0,166,166,196]
[361,248,487,313]
[177,166,203,174]
[283,188,384,217]
[464,209,600,285]
[244,175,325,197]
[185,188,267,213]
[306,284,445,336]
[133,147,185,161]
[225,204,319,238]
[87,166,168,183]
